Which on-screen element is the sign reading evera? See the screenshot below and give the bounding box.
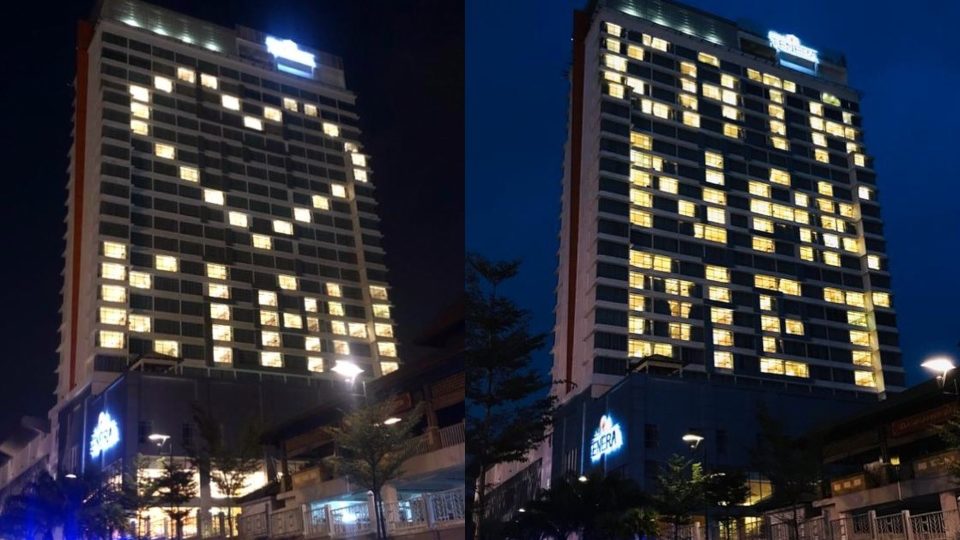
[590,414,624,463]
[90,411,120,458]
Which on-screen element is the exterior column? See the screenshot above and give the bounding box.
[939,491,960,538]
[382,484,400,527]
[902,510,915,540]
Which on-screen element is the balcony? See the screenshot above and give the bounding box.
[823,450,960,510]
[238,488,465,539]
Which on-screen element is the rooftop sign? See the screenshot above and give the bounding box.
[767,31,818,64]
[265,36,317,68]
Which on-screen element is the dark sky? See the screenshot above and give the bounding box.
[467,0,960,387]
[0,0,463,437]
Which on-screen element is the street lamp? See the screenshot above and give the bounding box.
[682,432,704,450]
[332,360,367,396]
[577,475,588,483]
[383,417,401,425]
[921,356,956,390]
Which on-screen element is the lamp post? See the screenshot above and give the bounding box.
[683,432,709,540]
[921,356,958,394]
[331,360,367,397]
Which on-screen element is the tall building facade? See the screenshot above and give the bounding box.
[553,0,903,402]
[59,0,400,407]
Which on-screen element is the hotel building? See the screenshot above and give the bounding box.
[553,0,904,403]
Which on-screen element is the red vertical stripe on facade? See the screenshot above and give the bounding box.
[564,12,588,395]
[69,21,94,392]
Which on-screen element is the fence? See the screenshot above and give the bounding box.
[744,509,958,540]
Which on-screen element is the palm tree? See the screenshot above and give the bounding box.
[0,470,131,540]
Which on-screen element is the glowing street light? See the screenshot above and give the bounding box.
[682,432,704,449]
[383,417,401,426]
[148,433,170,447]
[331,360,364,381]
[577,475,588,483]
[922,356,956,386]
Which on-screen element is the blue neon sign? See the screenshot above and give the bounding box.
[590,414,624,463]
[89,412,120,458]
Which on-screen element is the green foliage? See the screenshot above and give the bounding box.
[751,407,822,509]
[142,459,197,540]
[936,410,960,484]
[466,254,557,538]
[0,470,132,540]
[654,455,705,531]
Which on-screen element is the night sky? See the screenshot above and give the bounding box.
[0,0,463,437]
[467,0,960,387]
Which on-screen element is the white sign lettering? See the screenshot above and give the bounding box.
[590,414,624,463]
[89,412,120,458]
[768,31,818,64]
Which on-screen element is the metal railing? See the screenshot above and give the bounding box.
[742,510,958,540]
[270,506,304,538]
[330,502,372,536]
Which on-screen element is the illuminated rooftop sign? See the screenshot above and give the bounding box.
[767,31,818,64]
[590,414,624,463]
[265,36,317,69]
[89,411,120,458]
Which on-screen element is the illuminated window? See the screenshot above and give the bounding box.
[759,295,773,311]
[307,357,324,373]
[631,209,652,227]
[697,52,719,66]
[99,307,127,326]
[824,288,844,304]
[628,293,645,311]
[873,292,891,308]
[221,94,240,110]
[785,320,804,335]
[100,262,125,282]
[154,340,179,357]
[605,21,622,36]
[858,186,872,200]
[377,342,398,357]
[628,316,645,334]
[846,291,866,308]
[154,143,175,159]
[131,102,150,119]
[761,315,780,333]
[706,207,725,224]
[714,351,734,370]
[854,154,866,167]
[212,324,232,341]
[680,62,697,77]
[631,189,652,207]
[304,298,318,313]
[812,132,827,147]
[278,275,298,290]
[755,275,777,290]
[867,255,881,270]
[713,329,733,346]
[853,350,873,367]
[304,103,319,117]
[213,347,232,364]
[848,311,868,327]
[750,218,772,236]
[206,263,227,280]
[694,223,726,244]
[311,195,330,210]
[769,169,790,186]
[722,105,740,121]
[607,83,625,99]
[780,279,801,296]
[702,83,721,101]
[252,234,272,250]
[331,184,347,198]
[346,322,367,339]
[130,119,149,135]
[150,77,172,94]
[711,307,733,325]
[329,302,344,316]
[128,271,151,290]
[200,73,218,89]
[823,251,841,267]
[769,89,783,104]
[99,330,125,349]
[177,67,195,83]
[762,73,782,88]
[263,106,282,121]
[785,361,809,378]
[751,234,774,254]
[760,358,783,375]
[705,170,724,185]
[283,313,303,329]
[659,177,678,194]
[799,246,814,261]
[178,166,199,182]
[747,68,761,81]
[293,208,312,223]
[677,200,695,217]
[748,182,770,198]
[154,255,177,272]
[669,323,691,341]
[208,283,230,299]
[103,242,127,260]
[258,291,277,307]
[854,371,876,388]
[720,74,737,90]
[783,80,796,92]
[708,286,730,303]
[722,123,741,139]
[771,137,789,151]
[129,85,150,102]
[373,304,391,318]
[228,211,249,228]
[683,112,700,127]
[272,220,293,235]
[664,279,693,297]
[770,120,786,136]
[323,123,340,137]
[668,301,692,318]
[202,189,224,205]
[763,336,777,353]
[260,352,282,368]
[259,310,278,327]
[814,149,829,163]
[705,265,729,282]
[333,340,350,355]
[210,304,231,321]
[262,331,281,347]
[850,330,871,347]
[331,321,347,335]
[243,116,263,131]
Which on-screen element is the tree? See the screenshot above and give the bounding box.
[187,403,263,536]
[752,407,822,540]
[936,410,960,484]
[704,470,750,540]
[324,398,425,540]
[654,455,706,540]
[0,470,131,540]
[143,459,197,540]
[466,255,557,540]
